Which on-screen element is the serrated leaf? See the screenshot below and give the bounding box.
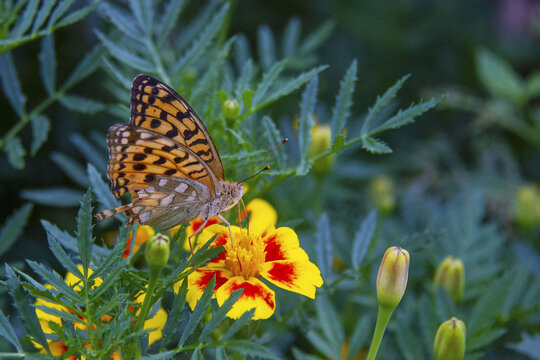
[242,89,253,111]
[140,352,176,360]
[315,295,344,352]
[87,163,120,212]
[38,34,56,94]
[252,59,287,109]
[173,3,229,73]
[56,2,97,27]
[222,340,279,359]
[160,282,187,351]
[46,232,81,279]
[296,158,313,176]
[199,289,243,342]
[30,115,50,155]
[31,0,56,33]
[331,59,357,141]
[63,45,103,90]
[306,330,338,358]
[0,203,33,257]
[315,213,332,279]
[299,20,334,55]
[362,75,410,134]
[178,277,216,346]
[0,51,26,116]
[76,188,94,271]
[47,0,74,26]
[59,94,105,113]
[4,136,26,169]
[157,0,185,46]
[0,308,22,352]
[21,188,82,207]
[261,65,328,110]
[51,151,88,187]
[96,30,152,71]
[98,2,142,41]
[12,0,38,36]
[361,137,392,154]
[222,309,255,340]
[26,260,80,299]
[507,333,540,360]
[282,17,300,57]
[298,76,318,162]
[476,48,524,104]
[257,25,275,70]
[41,220,78,253]
[352,210,377,269]
[262,116,286,167]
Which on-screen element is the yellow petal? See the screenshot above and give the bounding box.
[144,308,168,345]
[186,268,233,310]
[260,260,323,298]
[243,199,277,233]
[215,277,276,320]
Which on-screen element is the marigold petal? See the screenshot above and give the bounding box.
[194,224,241,263]
[186,268,233,309]
[261,260,323,298]
[263,227,309,263]
[65,265,103,290]
[215,277,276,320]
[144,308,168,345]
[242,199,277,233]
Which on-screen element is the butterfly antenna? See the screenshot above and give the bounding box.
[254,138,288,169]
[239,165,270,184]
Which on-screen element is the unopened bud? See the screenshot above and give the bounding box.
[515,185,539,229]
[370,176,395,214]
[434,256,465,302]
[144,234,170,267]
[222,99,241,121]
[308,124,335,176]
[376,246,410,309]
[434,317,466,360]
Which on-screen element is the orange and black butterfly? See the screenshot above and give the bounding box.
[96,75,243,232]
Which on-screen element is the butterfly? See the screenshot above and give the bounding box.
[96,74,244,239]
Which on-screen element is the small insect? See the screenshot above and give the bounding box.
[95,75,244,244]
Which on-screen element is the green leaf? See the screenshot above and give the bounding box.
[87,163,120,212]
[26,260,80,299]
[47,0,74,26]
[217,89,228,104]
[21,188,82,207]
[467,328,507,351]
[352,210,377,269]
[298,20,335,55]
[306,330,338,358]
[70,133,106,173]
[262,116,286,167]
[178,277,216,346]
[361,136,392,154]
[362,75,410,134]
[0,203,33,257]
[30,115,50,155]
[373,95,445,134]
[199,289,243,342]
[257,25,276,70]
[261,65,328,109]
[315,213,332,279]
[41,219,78,253]
[31,0,56,33]
[221,340,279,359]
[59,94,105,113]
[526,71,540,99]
[252,59,287,109]
[508,333,540,360]
[4,136,26,169]
[297,76,318,162]
[12,0,38,36]
[160,282,188,351]
[331,59,357,141]
[315,295,344,352]
[99,2,142,41]
[5,265,49,352]
[76,188,94,271]
[96,30,152,71]
[282,17,300,58]
[476,48,524,104]
[0,308,22,352]
[38,34,55,94]
[157,0,186,46]
[242,89,253,111]
[0,51,26,116]
[173,3,229,73]
[56,2,97,27]
[222,309,255,340]
[51,151,88,187]
[46,231,82,280]
[63,45,104,90]
[346,316,370,360]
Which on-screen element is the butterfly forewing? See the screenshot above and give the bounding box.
[107,124,220,199]
[130,75,225,180]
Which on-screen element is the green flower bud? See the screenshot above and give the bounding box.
[307,124,335,176]
[144,234,170,267]
[222,99,241,121]
[515,185,540,229]
[376,246,410,309]
[370,176,396,214]
[433,317,466,360]
[434,256,465,302]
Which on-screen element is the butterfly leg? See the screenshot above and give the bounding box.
[187,218,209,254]
[218,215,234,248]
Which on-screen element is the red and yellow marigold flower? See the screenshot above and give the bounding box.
[33,265,167,358]
[185,222,323,320]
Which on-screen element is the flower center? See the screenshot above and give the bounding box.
[224,230,265,279]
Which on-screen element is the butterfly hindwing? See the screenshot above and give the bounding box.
[130,74,225,180]
[106,124,219,199]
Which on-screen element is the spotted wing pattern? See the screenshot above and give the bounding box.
[106,124,220,199]
[130,74,224,180]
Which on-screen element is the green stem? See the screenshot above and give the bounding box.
[366,305,393,360]
[135,265,161,331]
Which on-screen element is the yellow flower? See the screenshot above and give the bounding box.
[185,220,323,320]
[33,265,167,357]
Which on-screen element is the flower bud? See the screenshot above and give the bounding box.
[376,246,410,309]
[433,317,466,360]
[370,176,395,214]
[515,185,539,229]
[222,99,241,121]
[434,256,465,302]
[307,124,335,176]
[144,234,170,267]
